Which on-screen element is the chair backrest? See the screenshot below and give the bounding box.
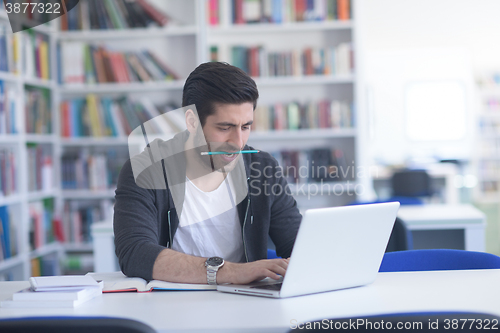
[379,249,500,272]
[391,169,432,197]
[0,316,156,333]
[385,217,413,252]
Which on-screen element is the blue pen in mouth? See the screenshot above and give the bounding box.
[200,150,259,156]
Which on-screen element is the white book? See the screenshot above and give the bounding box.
[2,287,101,308]
[86,271,216,292]
[13,286,101,301]
[29,275,100,292]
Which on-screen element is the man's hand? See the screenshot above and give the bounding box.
[217,258,290,285]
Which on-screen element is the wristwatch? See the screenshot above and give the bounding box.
[205,256,224,285]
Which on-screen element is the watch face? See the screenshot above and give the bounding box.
[206,257,224,267]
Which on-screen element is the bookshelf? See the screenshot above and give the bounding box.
[0,15,61,280]
[475,72,500,203]
[1,0,362,279]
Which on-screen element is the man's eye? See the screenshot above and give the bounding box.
[219,127,230,131]
[242,126,250,130]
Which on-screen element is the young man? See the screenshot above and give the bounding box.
[114,62,302,285]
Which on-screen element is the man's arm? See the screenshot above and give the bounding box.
[152,249,289,284]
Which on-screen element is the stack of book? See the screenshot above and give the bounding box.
[61,0,169,31]
[1,275,102,308]
[228,0,351,24]
[229,43,353,77]
[0,81,18,134]
[252,100,353,131]
[60,96,185,137]
[59,43,179,85]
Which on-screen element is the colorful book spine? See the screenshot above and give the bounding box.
[25,87,52,134]
[59,43,179,85]
[0,205,17,261]
[61,0,169,31]
[0,81,18,134]
[26,144,53,192]
[29,199,55,251]
[230,43,353,77]
[22,31,50,80]
[60,96,180,138]
[62,200,113,244]
[0,147,17,198]
[231,0,351,24]
[253,100,353,131]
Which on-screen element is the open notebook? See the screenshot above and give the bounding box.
[86,271,216,292]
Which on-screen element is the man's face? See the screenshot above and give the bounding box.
[194,102,254,172]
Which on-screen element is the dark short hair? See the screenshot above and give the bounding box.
[182,62,259,127]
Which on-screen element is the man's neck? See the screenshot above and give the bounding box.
[184,136,227,192]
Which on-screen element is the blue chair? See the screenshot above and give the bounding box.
[0,316,156,333]
[267,249,280,259]
[380,249,500,272]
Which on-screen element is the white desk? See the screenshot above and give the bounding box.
[398,204,486,251]
[1,269,500,332]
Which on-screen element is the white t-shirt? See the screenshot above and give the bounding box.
[172,172,245,263]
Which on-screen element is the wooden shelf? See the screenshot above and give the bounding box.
[57,25,197,41]
[0,194,23,206]
[59,80,186,94]
[63,243,94,252]
[25,134,57,143]
[23,77,56,89]
[28,189,58,201]
[61,137,129,146]
[62,189,116,200]
[209,20,353,35]
[253,74,354,87]
[29,242,62,259]
[0,71,19,83]
[0,255,24,272]
[250,128,356,140]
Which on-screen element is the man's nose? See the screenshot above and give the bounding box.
[228,128,244,150]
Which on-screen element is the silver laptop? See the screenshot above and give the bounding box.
[217,202,400,298]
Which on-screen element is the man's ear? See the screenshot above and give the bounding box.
[185,109,199,134]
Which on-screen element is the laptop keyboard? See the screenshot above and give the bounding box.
[250,283,283,291]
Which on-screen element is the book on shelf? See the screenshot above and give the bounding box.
[228,0,351,25]
[25,87,52,134]
[0,24,22,74]
[61,199,113,244]
[29,198,55,250]
[227,43,353,77]
[60,95,184,137]
[0,205,18,261]
[26,143,53,192]
[252,100,353,131]
[22,30,50,81]
[0,81,18,134]
[0,147,17,198]
[61,149,125,191]
[86,271,217,292]
[270,147,351,185]
[60,0,170,31]
[59,43,179,85]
